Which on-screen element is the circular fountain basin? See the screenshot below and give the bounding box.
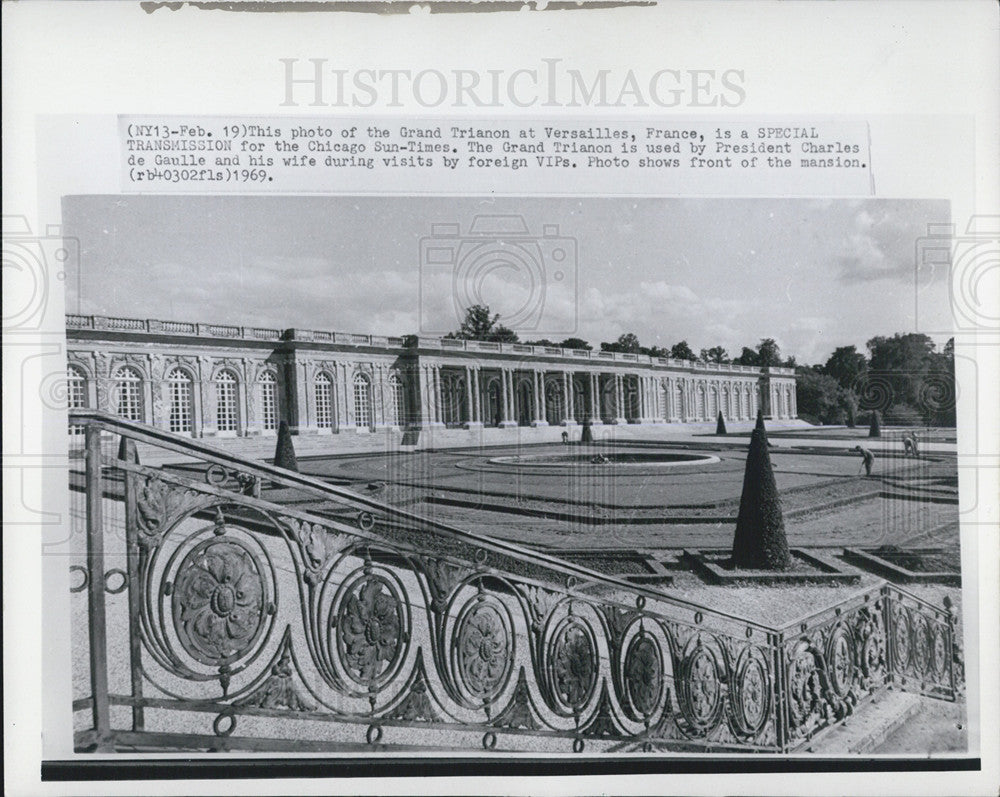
[488,450,720,469]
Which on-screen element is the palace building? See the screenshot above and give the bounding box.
[65,314,797,438]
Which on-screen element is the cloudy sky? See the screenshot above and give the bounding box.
[62,195,951,365]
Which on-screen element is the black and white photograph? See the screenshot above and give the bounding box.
[58,195,967,756]
[4,2,998,795]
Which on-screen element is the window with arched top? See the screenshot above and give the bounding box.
[314,372,334,430]
[387,372,406,427]
[215,370,239,433]
[259,371,278,431]
[486,379,503,427]
[166,368,194,434]
[544,380,564,425]
[353,372,373,429]
[114,366,144,423]
[67,366,88,434]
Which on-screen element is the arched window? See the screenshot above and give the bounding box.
[517,380,533,427]
[67,366,88,435]
[166,368,194,434]
[314,372,334,430]
[573,378,587,423]
[114,366,144,423]
[708,386,718,419]
[600,377,618,422]
[440,373,466,427]
[544,380,563,425]
[696,384,706,420]
[259,371,278,431]
[387,372,406,427]
[721,385,730,420]
[215,370,239,433]
[353,372,373,429]
[486,379,502,427]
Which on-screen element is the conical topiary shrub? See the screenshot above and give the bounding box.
[868,410,881,438]
[580,418,594,444]
[755,408,766,432]
[273,420,299,472]
[716,411,727,435]
[730,416,791,570]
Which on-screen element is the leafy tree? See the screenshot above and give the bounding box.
[700,346,730,364]
[446,304,520,343]
[795,367,846,424]
[823,345,868,390]
[863,333,956,425]
[842,391,859,428]
[560,337,593,351]
[866,332,936,374]
[601,332,642,354]
[733,347,759,366]
[524,338,558,347]
[669,340,697,361]
[756,338,783,368]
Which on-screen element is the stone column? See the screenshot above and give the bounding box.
[498,368,510,427]
[196,356,212,437]
[561,372,574,425]
[374,364,386,427]
[240,358,253,437]
[464,366,481,428]
[432,366,442,424]
[613,374,626,424]
[474,367,482,424]
[532,370,548,427]
[589,372,601,424]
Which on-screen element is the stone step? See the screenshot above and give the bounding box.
[809,689,924,753]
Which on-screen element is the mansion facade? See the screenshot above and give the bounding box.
[65,314,798,438]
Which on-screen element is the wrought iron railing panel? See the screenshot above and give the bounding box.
[67,412,963,754]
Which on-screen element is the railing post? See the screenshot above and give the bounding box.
[770,631,788,751]
[881,586,895,686]
[85,424,113,751]
[120,437,145,731]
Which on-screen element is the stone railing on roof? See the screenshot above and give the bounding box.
[64,315,771,375]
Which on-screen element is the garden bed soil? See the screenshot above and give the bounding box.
[842,547,962,585]
[683,548,861,586]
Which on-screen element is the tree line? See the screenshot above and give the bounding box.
[426,305,957,427]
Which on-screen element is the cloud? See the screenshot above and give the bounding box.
[836,206,918,284]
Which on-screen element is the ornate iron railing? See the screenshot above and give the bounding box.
[67,411,961,754]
